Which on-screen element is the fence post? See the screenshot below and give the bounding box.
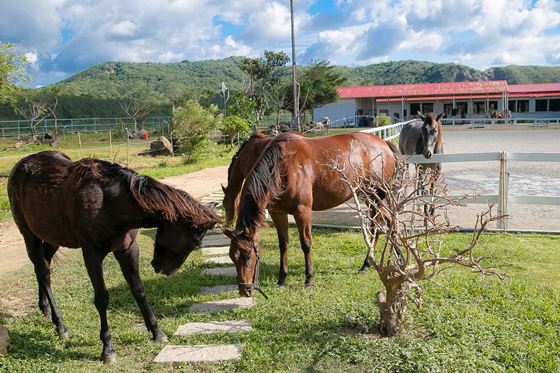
[497,151,509,230]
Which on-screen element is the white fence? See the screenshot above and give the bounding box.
[357,120,560,230]
[442,117,560,128]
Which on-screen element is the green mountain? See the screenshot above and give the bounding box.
[2,59,559,120]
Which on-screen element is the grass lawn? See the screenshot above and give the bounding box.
[0,229,558,372]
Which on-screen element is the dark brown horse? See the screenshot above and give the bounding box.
[222,132,273,225]
[223,132,398,296]
[398,112,444,215]
[8,151,219,364]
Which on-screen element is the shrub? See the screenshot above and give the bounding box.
[171,100,222,163]
[376,113,392,127]
[222,115,250,145]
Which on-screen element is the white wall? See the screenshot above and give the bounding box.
[313,100,356,127]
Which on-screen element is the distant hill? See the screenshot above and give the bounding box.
[2,59,559,120]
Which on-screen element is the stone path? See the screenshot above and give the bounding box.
[154,230,256,364]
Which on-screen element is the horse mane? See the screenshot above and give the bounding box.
[236,141,284,233]
[69,158,219,228]
[227,132,269,182]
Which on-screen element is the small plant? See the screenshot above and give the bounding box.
[375,113,392,127]
[332,152,504,336]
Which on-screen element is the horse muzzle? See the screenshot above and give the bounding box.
[238,285,253,297]
[151,260,178,276]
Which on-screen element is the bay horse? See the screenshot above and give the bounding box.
[223,132,398,297]
[8,151,219,364]
[398,112,444,215]
[222,132,273,225]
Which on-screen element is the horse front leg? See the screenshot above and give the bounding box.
[294,207,314,286]
[82,247,115,364]
[113,240,167,343]
[271,213,289,286]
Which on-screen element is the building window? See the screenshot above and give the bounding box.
[549,99,560,111]
[474,102,485,114]
[410,103,421,115]
[509,100,529,112]
[536,99,548,112]
[422,103,434,113]
[516,100,529,112]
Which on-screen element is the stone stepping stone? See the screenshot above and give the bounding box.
[190,298,255,313]
[199,284,238,295]
[154,344,243,363]
[204,256,231,265]
[174,320,251,336]
[202,235,231,247]
[202,246,230,256]
[202,267,237,277]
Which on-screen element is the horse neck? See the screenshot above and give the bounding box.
[235,143,282,233]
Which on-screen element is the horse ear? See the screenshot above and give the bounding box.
[417,111,425,119]
[436,112,445,121]
[221,184,227,193]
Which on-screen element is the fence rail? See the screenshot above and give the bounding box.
[0,117,172,138]
[404,152,560,229]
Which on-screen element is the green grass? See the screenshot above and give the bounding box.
[0,229,558,372]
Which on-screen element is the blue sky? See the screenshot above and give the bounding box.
[1,0,559,87]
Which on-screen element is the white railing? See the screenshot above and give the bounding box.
[359,120,412,140]
[442,117,560,128]
[405,152,560,229]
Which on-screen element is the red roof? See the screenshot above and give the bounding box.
[508,83,560,98]
[337,81,508,99]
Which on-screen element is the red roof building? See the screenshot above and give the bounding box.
[313,81,560,125]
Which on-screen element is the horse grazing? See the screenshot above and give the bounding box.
[222,132,273,225]
[8,151,219,364]
[223,132,398,297]
[398,112,444,215]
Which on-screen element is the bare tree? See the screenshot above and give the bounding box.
[14,90,52,138]
[331,152,505,336]
[119,97,155,133]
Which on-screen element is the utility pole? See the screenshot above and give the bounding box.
[290,0,300,131]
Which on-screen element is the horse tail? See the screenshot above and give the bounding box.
[237,141,283,231]
[385,140,401,161]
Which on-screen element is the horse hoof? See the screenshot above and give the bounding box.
[154,333,168,343]
[304,280,314,287]
[101,353,116,365]
[359,268,369,274]
[58,330,69,340]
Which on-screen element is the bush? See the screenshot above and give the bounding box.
[376,113,392,127]
[171,100,222,163]
[222,115,250,145]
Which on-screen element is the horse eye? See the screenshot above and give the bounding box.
[241,252,251,261]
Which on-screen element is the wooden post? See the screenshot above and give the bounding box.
[126,134,130,167]
[78,132,83,157]
[109,130,113,160]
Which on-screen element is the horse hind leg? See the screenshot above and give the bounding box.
[22,230,67,339]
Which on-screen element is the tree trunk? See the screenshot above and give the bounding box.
[376,284,409,337]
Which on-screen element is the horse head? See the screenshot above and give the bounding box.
[223,227,260,297]
[418,111,444,159]
[151,203,219,276]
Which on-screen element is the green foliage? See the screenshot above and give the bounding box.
[228,92,256,124]
[221,115,250,145]
[239,50,290,122]
[0,43,28,104]
[376,113,392,126]
[171,100,222,163]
